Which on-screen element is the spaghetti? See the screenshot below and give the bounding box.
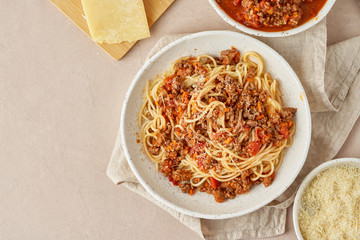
[139,48,296,202]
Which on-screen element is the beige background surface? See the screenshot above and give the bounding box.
[0,0,359,239]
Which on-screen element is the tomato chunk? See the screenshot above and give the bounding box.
[246,141,261,156]
[210,177,218,189]
[279,122,290,139]
[247,19,260,28]
[259,0,266,9]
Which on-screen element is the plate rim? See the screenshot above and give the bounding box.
[120,30,312,219]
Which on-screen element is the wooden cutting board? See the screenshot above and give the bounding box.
[50,0,175,60]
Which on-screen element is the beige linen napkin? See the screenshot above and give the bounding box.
[107,20,360,239]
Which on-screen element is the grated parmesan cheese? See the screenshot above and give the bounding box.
[299,166,360,240]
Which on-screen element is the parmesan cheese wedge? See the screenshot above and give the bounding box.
[81,0,150,44]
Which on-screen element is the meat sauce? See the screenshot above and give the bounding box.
[216,0,327,32]
[148,48,297,203]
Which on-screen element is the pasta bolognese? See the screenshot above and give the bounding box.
[139,47,296,203]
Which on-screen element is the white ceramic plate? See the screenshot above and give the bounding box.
[208,0,336,37]
[121,31,311,219]
[293,158,360,239]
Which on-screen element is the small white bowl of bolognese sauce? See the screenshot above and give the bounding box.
[208,0,336,37]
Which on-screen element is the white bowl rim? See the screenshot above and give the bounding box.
[293,157,360,239]
[208,0,337,37]
[121,30,312,219]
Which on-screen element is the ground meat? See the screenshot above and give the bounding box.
[246,120,258,127]
[289,8,302,26]
[213,189,226,203]
[194,62,207,76]
[246,67,257,79]
[197,181,209,192]
[225,189,236,199]
[215,82,225,93]
[172,169,192,182]
[226,95,239,106]
[225,109,236,127]
[225,75,238,94]
[243,108,256,120]
[224,74,240,106]
[165,150,177,159]
[241,169,251,179]
[159,160,175,177]
[262,176,273,187]
[148,146,160,155]
[175,59,194,78]
[216,74,225,82]
[273,131,284,140]
[179,182,192,194]
[220,48,240,65]
[271,113,281,124]
[259,91,268,102]
[193,170,258,202]
[280,107,297,120]
[237,0,304,28]
[152,134,165,147]
[171,76,182,94]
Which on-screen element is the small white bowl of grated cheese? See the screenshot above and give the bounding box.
[293,158,360,240]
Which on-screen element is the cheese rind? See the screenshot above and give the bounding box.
[81,0,150,44]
